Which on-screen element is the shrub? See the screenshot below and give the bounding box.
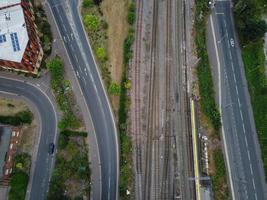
[82,0,93,8]
[127,3,136,25]
[61,130,88,137]
[108,82,121,95]
[0,110,33,126]
[84,14,99,31]
[96,46,107,61]
[123,34,134,65]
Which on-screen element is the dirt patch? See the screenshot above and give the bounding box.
[101,0,129,83]
[0,98,28,116]
[18,119,38,156]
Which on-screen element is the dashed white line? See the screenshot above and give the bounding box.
[250,164,253,175]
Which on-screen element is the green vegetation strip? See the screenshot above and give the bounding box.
[82,0,111,87]
[195,0,221,132]
[234,0,267,175]
[118,1,135,199]
[47,131,90,199]
[0,110,32,126]
[9,153,31,200]
[211,150,229,199]
[47,57,81,130]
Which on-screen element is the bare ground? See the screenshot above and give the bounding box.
[0,98,28,116]
[101,0,130,84]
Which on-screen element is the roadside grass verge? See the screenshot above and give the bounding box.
[194,0,229,198]
[47,131,90,199]
[234,0,267,176]
[0,110,33,126]
[47,57,81,130]
[195,1,221,132]
[8,153,31,200]
[81,1,111,87]
[211,149,230,199]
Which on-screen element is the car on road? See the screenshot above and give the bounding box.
[48,143,55,154]
[230,38,235,47]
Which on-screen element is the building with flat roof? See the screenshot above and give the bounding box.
[0,0,43,74]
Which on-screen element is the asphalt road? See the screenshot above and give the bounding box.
[0,77,57,200]
[210,1,267,199]
[47,0,119,199]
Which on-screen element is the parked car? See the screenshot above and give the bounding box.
[49,143,55,154]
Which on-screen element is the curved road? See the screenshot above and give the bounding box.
[47,0,119,199]
[0,77,57,200]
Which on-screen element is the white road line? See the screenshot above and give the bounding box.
[240,110,243,121]
[242,123,246,133]
[250,164,253,175]
[245,136,248,148]
[237,98,241,107]
[252,178,256,189]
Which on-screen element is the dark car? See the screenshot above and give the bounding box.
[49,143,55,154]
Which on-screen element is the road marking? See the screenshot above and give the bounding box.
[242,123,246,133]
[245,136,248,148]
[250,164,253,175]
[237,98,241,107]
[239,110,243,121]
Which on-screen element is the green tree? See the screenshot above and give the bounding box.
[83,14,99,31]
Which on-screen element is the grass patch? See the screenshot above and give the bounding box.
[47,132,90,199]
[8,153,31,200]
[47,57,81,130]
[0,110,33,126]
[211,149,229,199]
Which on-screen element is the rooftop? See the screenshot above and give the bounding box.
[0,0,28,63]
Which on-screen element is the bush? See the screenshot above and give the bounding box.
[123,34,135,65]
[84,14,99,31]
[108,82,121,95]
[47,58,81,130]
[127,3,136,25]
[0,110,33,126]
[82,0,93,8]
[96,46,107,61]
[61,130,88,137]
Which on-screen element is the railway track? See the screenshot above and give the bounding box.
[160,0,172,199]
[143,0,159,199]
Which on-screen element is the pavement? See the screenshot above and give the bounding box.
[208,1,267,199]
[0,77,58,200]
[47,0,119,199]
